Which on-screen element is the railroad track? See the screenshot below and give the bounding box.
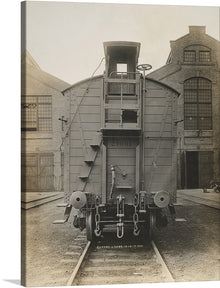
[67,236,175,286]
[21,193,63,210]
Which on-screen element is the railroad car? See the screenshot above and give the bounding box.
[54,41,179,241]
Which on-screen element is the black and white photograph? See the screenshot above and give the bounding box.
[1,0,220,288]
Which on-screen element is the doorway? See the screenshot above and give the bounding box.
[21,153,54,191]
[185,151,213,188]
[186,151,199,188]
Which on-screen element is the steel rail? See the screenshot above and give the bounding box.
[151,240,175,282]
[67,240,174,286]
[66,241,91,286]
[22,195,63,210]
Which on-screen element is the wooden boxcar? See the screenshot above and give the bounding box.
[55,42,179,241]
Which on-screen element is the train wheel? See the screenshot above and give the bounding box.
[86,210,94,241]
[149,210,156,239]
[141,210,156,243]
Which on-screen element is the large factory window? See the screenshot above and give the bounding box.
[184,77,212,130]
[21,95,52,131]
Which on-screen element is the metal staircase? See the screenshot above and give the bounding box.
[77,132,102,191]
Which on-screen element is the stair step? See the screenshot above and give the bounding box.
[84,158,94,164]
[76,132,102,188]
[84,150,96,165]
[53,219,67,224]
[78,163,91,179]
[116,186,133,189]
[56,203,68,207]
[90,132,102,149]
[175,218,187,222]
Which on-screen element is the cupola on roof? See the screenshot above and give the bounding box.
[103,41,141,76]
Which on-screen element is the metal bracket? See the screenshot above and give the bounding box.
[53,204,72,224]
[139,191,147,213]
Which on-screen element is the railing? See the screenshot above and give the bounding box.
[109,71,141,79]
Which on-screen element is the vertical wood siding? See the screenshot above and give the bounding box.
[144,80,177,201]
[66,77,103,201]
[64,77,177,203]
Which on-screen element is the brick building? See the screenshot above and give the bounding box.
[21,51,70,192]
[148,26,220,189]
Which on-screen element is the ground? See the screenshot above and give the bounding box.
[21,201,79,287]
[155,197,219,282]
[21,191,220,287]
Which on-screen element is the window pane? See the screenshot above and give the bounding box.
[21,101,37,131]
[38,96,51,103]
[198,90,211,103]
[21,96,36,103]
[21,122,37,131]
[199,117,212,130]
[184,90,197,102]
[38,104,52,118]
[184,78,197,89]
[38,118,52,131]
[21,95,52,132]
[184,50,196,62]
[184,104,197,116]
[184,117,197,130]
[198,78,211,89]
[199,51,211,62]
[199,104,212,117]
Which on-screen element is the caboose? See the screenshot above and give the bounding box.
[54,41,179,241]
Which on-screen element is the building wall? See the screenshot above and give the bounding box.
[21,51,69,191]
[148,26,220,188]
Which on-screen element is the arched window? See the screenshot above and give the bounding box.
[183,45,211,63]
[184,78,212,130]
